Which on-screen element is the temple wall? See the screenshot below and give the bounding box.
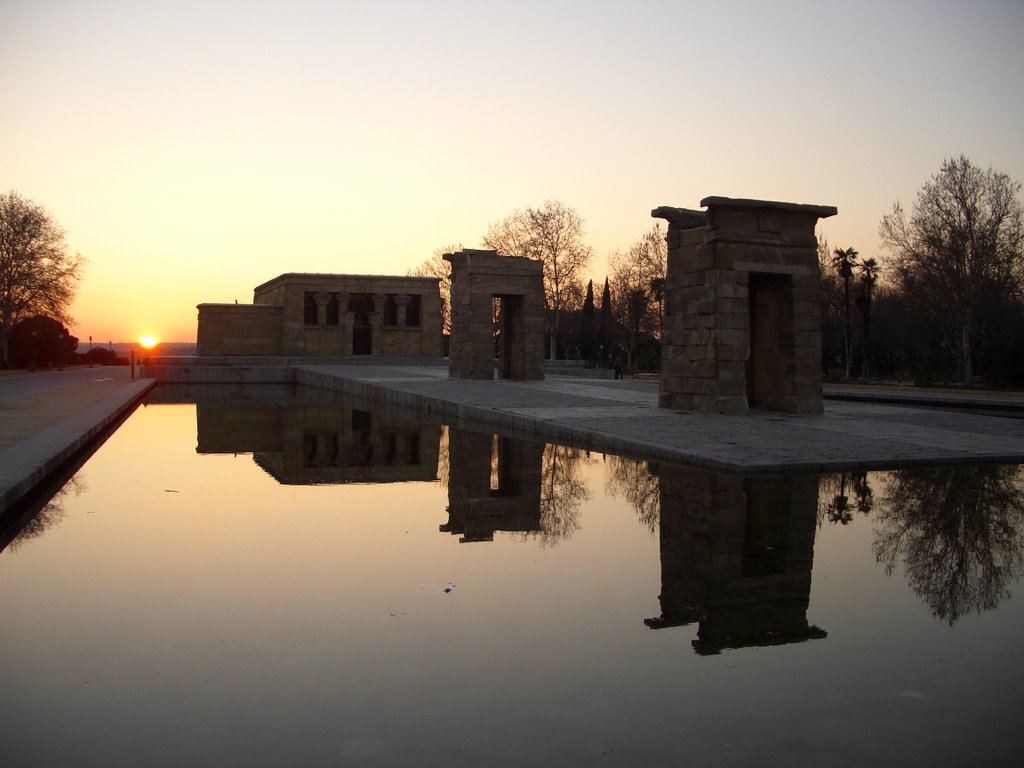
[197,304,284,356]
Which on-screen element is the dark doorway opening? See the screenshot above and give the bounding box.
[352,312,372,355]
[747,273,790,410]
[495,294,525,379]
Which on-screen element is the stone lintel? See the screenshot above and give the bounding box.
[445,249,542,278]
[699,196,838,219]
[732,261,818,276]
[651,206,707,229]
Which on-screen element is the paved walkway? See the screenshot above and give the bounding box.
[0,367,155,512]
[296,363,1024,472]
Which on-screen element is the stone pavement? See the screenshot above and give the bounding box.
[0,367,155,512]
[296,363,1024,472]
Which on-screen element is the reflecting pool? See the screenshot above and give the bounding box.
[2,388,1022,767]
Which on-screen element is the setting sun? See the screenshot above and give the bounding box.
[140,335,158,349]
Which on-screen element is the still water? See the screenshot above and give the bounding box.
[2,389,1022,767]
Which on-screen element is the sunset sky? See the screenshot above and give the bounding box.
[3,0,1022,344]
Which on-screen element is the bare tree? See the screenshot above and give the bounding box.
[880,156,1024,382]
[482,201,593,359]
[604,454,660,533]
[0,191,85,367]
[873,464,1024,624]
[534,443,590,545]
[607,223,668,369]
[408,243,461,334]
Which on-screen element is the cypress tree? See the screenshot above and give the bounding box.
[598,277,613,363]
[579,280,596,363]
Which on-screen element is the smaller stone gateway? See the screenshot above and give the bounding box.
[444,249,546,380]
[653,197,837,414]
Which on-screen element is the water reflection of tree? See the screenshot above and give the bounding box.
[533,444,590,545]
[4,476,85,553]
[817,472,874,525]
[604,455,660,533]
[873,464,1024,625]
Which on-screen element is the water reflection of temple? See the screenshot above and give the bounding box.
[196,403,440,484]
[441,428,544,542]
[646,468,826,654]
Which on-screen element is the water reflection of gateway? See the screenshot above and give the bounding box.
[196,403,440,485]
[442,429,544,542]
[647,468,826,654]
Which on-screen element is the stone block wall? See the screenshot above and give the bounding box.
[654,197,836,414]
[197,304,284,356]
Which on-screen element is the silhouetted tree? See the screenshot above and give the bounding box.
[483,201,593,359]
[579,280,596,363]
[82,346,120,366]
[0,191,85,368]
[818,236,846,375]
[598,277,613,363]
[880,155,1024,382]
[855,257,880,378]
[832,246,858,379]
[408,243,461,334]
[9,315,77,369]
[874,464,1024,624]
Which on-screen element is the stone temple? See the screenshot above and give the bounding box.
[197,273,443,358]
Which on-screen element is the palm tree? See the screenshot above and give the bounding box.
[856,258,879,379]
[832,247,858,379]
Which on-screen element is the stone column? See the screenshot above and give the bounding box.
[336,292,351,355]
[393,293,410,328]
[314,292,330,326]
[370,293,387,356]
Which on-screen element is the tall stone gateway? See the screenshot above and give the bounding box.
[444,249,546,380]
[653,197,837,414]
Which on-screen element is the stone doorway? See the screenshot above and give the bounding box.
[348,294,375,355]
[352,313,372,355]
[444,250,545,380]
